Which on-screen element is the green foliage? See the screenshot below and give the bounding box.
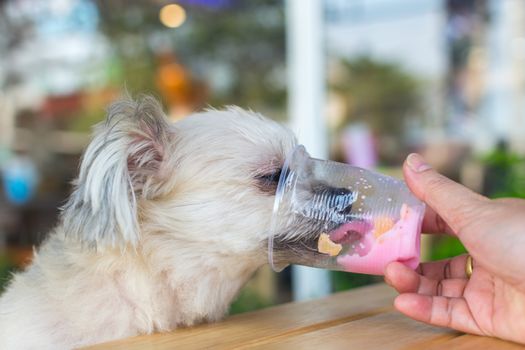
[482,145,525,198]
[331,271,381,292]
[230,272,381,313]
[429,236,467,261]
[229,288,273,315]
[181,2,286,110]
[331,57,421,139]
[67,108,106,133]
[93,0,286,113]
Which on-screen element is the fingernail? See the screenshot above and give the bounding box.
[406,153,432,173]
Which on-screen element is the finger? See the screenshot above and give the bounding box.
[437,279,468,298]
[385,262,468,298]
[416,255,470,280]
[421,206,455,235]
[385,262,445,296]
[403,153,489,236]
[394,293,483,336]
[384,262,420,293]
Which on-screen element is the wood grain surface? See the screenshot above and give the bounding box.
[83,283,524,350]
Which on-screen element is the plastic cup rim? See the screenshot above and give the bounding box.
[268,145,308,272]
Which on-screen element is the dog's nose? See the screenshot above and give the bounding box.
[313,186,355,215]
[301,185,357,223]
[323,187,353,197]
[327,187,354,215]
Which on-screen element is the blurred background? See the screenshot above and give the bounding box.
[0,0,524,314]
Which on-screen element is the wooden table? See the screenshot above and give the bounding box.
[85,283,524,350]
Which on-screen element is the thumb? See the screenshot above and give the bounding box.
[403,153,489,236]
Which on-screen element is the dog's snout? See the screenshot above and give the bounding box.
[313,186,353,199]
[311,185,356,215]
[327,187,354,215]
[322,187,353,197]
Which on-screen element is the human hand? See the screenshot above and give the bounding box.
[384,153,525,344]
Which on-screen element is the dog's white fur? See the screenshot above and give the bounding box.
[0,96,296,349]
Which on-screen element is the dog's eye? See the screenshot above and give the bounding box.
[258,169,282,183]
[256,168,282,194]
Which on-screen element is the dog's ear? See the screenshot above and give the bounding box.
[61,96,171,248]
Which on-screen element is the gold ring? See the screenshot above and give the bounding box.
[465,255,474,279]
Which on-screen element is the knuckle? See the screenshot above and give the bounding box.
[443,260,451,279]
[446,298,454,327]
[436,281,443,296]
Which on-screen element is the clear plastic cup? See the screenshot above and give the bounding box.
[268,145,425,275]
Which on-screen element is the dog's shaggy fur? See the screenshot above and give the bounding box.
[0,96,296,349]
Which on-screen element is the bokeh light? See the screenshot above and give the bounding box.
[159,4,186,28]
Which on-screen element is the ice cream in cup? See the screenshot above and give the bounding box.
[268,145,425,275]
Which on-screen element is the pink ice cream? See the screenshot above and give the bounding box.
[331,204,422,275]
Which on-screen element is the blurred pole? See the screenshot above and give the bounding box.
[484,0,525,154]
[507,0,525,154]
[0,92,15,154]
[286,0,331,301]
[0,92,15,249]
[485,0,512,149]
[0,91,15,171]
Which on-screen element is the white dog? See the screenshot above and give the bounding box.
[0,96,296,349]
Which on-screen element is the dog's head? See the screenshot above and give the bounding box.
[61,96,296,265]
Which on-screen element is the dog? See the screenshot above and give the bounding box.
[0,96,297,349]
